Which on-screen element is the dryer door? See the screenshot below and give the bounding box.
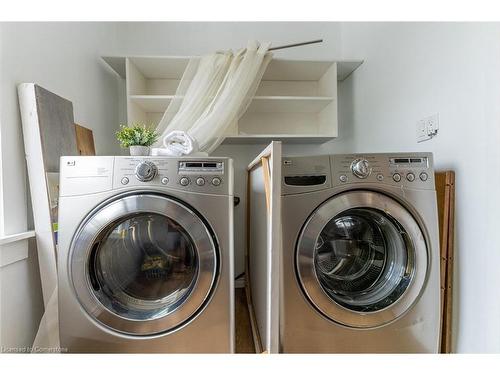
[296,190,428,328]
[70,193,218,335]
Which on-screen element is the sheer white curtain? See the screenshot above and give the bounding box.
[154,40,272,155]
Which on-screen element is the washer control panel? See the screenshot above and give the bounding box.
[331,153,434,189]
[113,157,232,194]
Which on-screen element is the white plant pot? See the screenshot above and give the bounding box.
[129,145,150,156]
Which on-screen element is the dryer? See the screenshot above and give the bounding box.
[280,153,440,353]
[58,156,234,353]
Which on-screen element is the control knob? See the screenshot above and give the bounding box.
[179,177,190,186]
[350,158,371,179]
[135,161,157,182]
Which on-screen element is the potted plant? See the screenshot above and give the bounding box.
[116,124,159,156]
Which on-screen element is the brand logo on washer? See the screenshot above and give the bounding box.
[283,160,292,166]
[67,160,75,166]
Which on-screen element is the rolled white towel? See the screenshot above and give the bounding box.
[151,130,199,156]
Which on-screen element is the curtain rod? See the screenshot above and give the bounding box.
[269,39,323,51]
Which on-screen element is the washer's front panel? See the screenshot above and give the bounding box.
[280,183,440,353]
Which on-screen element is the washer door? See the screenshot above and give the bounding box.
[70,193,217,335]
[296,190,427,328]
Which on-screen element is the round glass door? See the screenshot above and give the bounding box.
[314,208,411,312]
[296,191,427,328]
[70,194,217,335]
[90,213,198,320]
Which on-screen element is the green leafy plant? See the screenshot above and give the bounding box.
[116,124,159,148]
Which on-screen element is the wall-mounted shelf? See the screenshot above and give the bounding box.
[129,95,335,114]
[103,55,363,143]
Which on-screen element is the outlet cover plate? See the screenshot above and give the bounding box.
[417,114,439,143]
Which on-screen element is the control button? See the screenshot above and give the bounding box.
[419,172,428,181]
[406,173,415,182]
[392,173,401,182]
[161,177,169,185]
[135,161,158,182]
[179,177,190,186]
[196,177,205,186]
[351,158,372,179]
[121,177,129,185]
[211,177,222,186]
[339,174,348,183]
[376,174,384,181]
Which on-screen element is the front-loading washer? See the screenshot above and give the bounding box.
[58,156,234,353]
[280,153,440,353]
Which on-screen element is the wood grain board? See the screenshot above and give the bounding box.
[435,171,455,353]
[35,85,78,172]
[75,124,96,156]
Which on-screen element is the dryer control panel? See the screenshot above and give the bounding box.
[60,156,233,197]
[331,152,434,189]
[113,157,233,195]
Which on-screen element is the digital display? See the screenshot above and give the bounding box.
[178,161,224,173]
[390,157,427,166]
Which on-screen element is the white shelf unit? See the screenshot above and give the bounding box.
[103,56,363,143]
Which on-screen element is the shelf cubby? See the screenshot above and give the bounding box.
[103,55,363,143]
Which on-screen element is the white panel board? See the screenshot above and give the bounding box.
[18,83,78,307]
[247,141,282,353]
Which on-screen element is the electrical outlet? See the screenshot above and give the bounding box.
[416,119,429,142]
[417,114,439,143]
[426,114,439,136]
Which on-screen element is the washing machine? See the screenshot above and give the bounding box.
[58,156,234,353]
[280,153,440,353]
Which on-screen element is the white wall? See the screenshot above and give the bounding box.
[0,22,123,349]
[340,22,500,353]
[117,22,351,276]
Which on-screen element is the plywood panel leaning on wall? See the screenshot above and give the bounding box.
[18,83,78,307]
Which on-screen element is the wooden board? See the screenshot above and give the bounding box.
[75,124,96,156]
[18,83,78,307]
[35,86,78,172]
[435,171,455,353]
